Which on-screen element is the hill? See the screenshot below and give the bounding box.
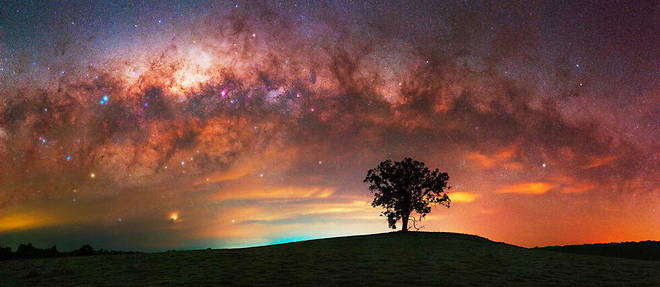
[537,241,660,261]
[1,232,658,286]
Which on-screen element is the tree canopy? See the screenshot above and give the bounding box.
[364,157,451,231]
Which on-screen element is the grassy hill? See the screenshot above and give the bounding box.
[1,232,659,286]
[537,241,660,261]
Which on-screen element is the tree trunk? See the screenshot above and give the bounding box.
[401,213,409,232]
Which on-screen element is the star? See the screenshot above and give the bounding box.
[99,95,109,105]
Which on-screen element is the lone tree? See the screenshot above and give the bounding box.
[364,157,451,232]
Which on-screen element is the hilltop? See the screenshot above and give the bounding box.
[1,232,658,286]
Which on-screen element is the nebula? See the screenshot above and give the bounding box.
[0,0,657,250]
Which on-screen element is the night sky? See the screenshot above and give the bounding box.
[0,0,657,251]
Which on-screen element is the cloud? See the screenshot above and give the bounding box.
[194,163,253,185]
[560,183,597,194]
[449,192,479,203]
[0,201,100,232]
[467,144,522,170]
[0,212,59,232]
[549,175,597,194]
[496,182,555,195]
[581,155,617,169]
[214,186,335,202]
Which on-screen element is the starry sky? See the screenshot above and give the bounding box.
[0,0,658,251]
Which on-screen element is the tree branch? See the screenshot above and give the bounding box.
[408,214,424,231]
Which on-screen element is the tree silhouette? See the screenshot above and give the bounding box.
[364,157,451,232]
[16,243,38,258]
[74,244,95,256]
[0,246,12,260]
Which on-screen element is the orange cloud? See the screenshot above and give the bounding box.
[497,182,554,195]
[450,192,479,203]
[195,165,252,185]
[214,186,335,201]
[295,200,373,216]
[551,175,598,193]
[550,175,598,194]
[582,155,617,169]
[0,203,94,232]
[560,183,597,194]
[503,162,523,170]
[0,212,58,232]
[467,144,522,170]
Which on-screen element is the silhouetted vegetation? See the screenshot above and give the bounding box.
[72,244,94,256]
[365,157,451,231]
[0,246,12,259]
[0,243,140,261]
[537,241,660,261]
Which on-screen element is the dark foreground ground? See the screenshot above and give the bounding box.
[1,232,659,286]
[537,240,660,261]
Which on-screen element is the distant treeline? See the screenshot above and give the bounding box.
[537,241,660,261]
[0,243,140,260]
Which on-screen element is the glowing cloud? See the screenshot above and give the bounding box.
[214,186,335,201]
[467,145,522,170]
[450,192,479,203]
[582,156,617,169]
[496,182,555,195]
[0,212,57,232]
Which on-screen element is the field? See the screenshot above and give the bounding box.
[1,232,659,286]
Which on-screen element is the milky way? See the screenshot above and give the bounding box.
[0,0,658,250]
